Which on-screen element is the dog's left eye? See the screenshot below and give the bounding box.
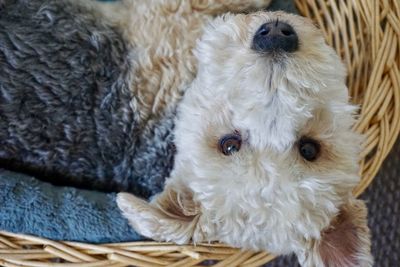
[299,137,320,161]
[219,132,242,156]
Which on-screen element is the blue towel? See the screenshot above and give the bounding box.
[0,169,140,243]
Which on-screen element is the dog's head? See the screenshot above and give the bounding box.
[118,11,372,266]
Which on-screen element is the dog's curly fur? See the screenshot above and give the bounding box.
[0,0,372,265]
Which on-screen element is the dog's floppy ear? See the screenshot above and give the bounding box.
[117,182,202,244]
[298,199,373,267]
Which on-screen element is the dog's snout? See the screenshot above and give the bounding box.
[252,21,299,53]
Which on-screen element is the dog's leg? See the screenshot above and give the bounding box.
[188,0,271,15]
[117,181,204,244]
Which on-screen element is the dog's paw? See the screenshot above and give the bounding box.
[117,192,198,244]
[117,193,160,238]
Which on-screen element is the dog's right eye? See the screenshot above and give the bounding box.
[298,137,320,161]
[218,132,242,156]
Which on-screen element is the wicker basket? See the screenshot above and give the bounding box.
[1,0,399,266]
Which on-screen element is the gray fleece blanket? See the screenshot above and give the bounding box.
[0,0,295,243]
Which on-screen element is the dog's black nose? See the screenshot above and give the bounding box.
[252,21,298,53]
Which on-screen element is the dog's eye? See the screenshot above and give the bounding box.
[219,132,242,156]
[299,137,320,161]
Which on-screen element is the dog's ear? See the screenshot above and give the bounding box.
[117,183,202,244]
[298,199,373,267]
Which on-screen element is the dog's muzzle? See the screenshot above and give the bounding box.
[252,21,299,53]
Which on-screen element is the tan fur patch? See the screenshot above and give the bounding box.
[319,200,372,267]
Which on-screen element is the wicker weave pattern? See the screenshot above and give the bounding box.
[1,0,399,266]
[0,231,275,267]
[294,0,400,196]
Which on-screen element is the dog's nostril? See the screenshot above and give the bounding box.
[281,29,293,36]
[252,21,299,53]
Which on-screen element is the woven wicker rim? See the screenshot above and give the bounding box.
[1,0,399,266]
